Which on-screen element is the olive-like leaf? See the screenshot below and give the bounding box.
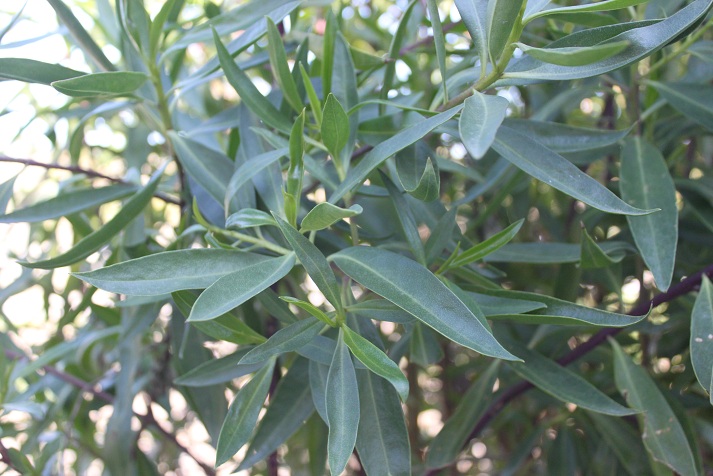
[0,58,84,85]
[648,81,713,131]
[174,348,265,387]
[454,0,489,68]
[515,40,629,66]
[459,90,509,160]
[300,203,362,233]
[321,93,350,161]
[226,209,277,229]
[450,219,524,269]
[280,297,335,327]
[266,17,303,112]
[52,72,148,97]
[486,0,525,61]
[240,317,324,365]
[524,0,648,24]
[691,276,713,402]
[580,228,619,269]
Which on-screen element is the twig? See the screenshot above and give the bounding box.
[426,263,713,474]
[3,349,215,475]
[0,438,21,473]
[0,156,182,206]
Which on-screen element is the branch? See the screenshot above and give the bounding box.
[427,263,713,474]
[0,156,182,206]
[0,438,21,473]
[3,349,215,475]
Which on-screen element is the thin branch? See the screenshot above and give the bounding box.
[0,156,182,206]
[3,349,215,475]
[427,263,713,474]
[0,438,21,473]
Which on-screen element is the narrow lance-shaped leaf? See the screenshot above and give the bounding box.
[493,126,654,216]
[398,156,440,202]
[188,253,296,322]
[321,93,350,167]
[382,171,427,265]
[648,81,713,131]
[620,137,678,290]
[273,214,343,310]
[524,0,649,24]
[0,174,18,214]
[427,0,448,102]
[224,148,288,212]
[285,110,306,226]
[266,17,303,112]
[299,63,323,127]
[509,346,638,416]
[280,297,336,327]
[326,329,360,476]
[300,203,362,233]
[74,249,271,296]
[174,348,266,387]
[330,105,462,203]
[342,325,409,401]
[580,227,619,269]
[213,29,291,132]
[454,0,489,71]
[52,72,148,97]
[503,118,630,153]
[515,40,630,67]
[21,166,165,269]
[0,58,85,85]
[226,209,277,229]
[449,219,524,269]
[611,338,699,475]
[459,90,509,159]
[486,0,525,61]
[240,317,324,365]
[690,276,713,403]
[332,246,519,360]
[215,361,274,466]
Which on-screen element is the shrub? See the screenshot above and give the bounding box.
[1,0,713,474]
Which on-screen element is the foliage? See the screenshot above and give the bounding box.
[1,0,713,474]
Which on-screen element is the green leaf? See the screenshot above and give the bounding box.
[321,93,350,162]
[611,338,699,475]
[503,118,630,152]
[188,253,296,322]
[52,72,148,97]
[480,288,646,327]
[459,90,510,160]
[427,0,448,102]
[426,361,499,469]
[280,297,335,327]
[0,184,138,224]
[148,0,179,58]
[0,58,85,85]
[226,209,277,229]
[589,413,653,476]
[174,348,265,387]
[382,0,422,103]
[75,249,270,296]
[273,214,343,310]
[486,0,525,61]
[408,323,444,367]
[45,0,116,71]
[516,40,630,66]
[299,63,323,127]
[238,358,315,470]
[321,9,337,99]
[504,0,713,82]
[21,166,164,269]
[691,276,713,402]
[347,299,415,324]
[580,227,619,269]
[326,329,360,476]
[300,203,362,233]
[524,0,648,24]
[467,291,546,316]
[224,148,288,212]
[425,207,458,265]
[493,126,654,216]
[215,361,274,466]
[484,241,631,264]
[342,325,408,401]
[620,137,678,290]
[396,146,441,202]
[454,0,489,69]
[0,174,18,214]
[213,29,291,132]
[382,172,427,265]
[332,246,518,360]
[169,132,234,206]
[449,219,523,269]
[509,346,638,416]
[240,317,324,365]
[648,81,713,131]
[266,17,303,112]
[329,105,462,203]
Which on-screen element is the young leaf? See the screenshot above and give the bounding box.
[486,0,525,61]
[425,207,458,265]
[454,0,489,70]
[382,171,427,265]
[52,72,148,97]
[238,358,315,470]
[484,241,631,264]
[240,317,324,365]
[188,253,296,322]
[611,338,699,475]
[332,246,519,360]
[460,90,510,160]
[321,10,337,99]
[321,94,350,163]
[175,349,265,387]
[493,126,654,216]
[215,362,274,466]
[516,41,630,66]
[648,81,713,131]
[509,346,638,416]
[342,325,409,401]
[75,249,271,296]
[285,110,306,226]
[329,105,462,203]
[690,276,713,402]
[449,219,524,269]
[273,214,343,310]
[21,166,165,269]
[326,329,360,476]
[266,17,303,112]
[620,137,678,291]
[300,203,363,233]
[0,58,84,85]
[213,29,291,132]
[580,227,619,269]
[299,63,323,127]
[226,209,277,229]
[224,148,288,212]
[395,145,441,202]
[427,0,448,102]
[524,0,649,24]
[280,296,335,327]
